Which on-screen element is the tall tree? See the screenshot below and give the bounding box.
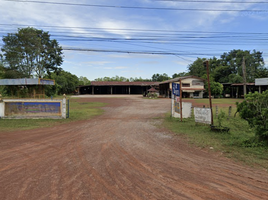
[45,70,79,95]
[151,73,170,82]
[172,72,188,78]
[218,49,264,83]
[79,76,91,85]
[1,27,63,78]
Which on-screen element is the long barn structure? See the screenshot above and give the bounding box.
[77,81,159,95]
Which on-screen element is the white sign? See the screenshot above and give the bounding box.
[172,102,192,118]
[255,78,268,86]
[194,107,211,124]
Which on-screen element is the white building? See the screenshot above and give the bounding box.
[159,76,205,98]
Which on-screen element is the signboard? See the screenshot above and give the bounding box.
[5,102,61,117]
[172,83,180,96]
[194,107,211,124]
[255,78,268,86]
[172,102,192,118]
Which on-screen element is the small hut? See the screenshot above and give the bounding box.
[146,87,159,97]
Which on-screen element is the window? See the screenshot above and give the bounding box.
[182,83,190,87]
[193,91,199,96]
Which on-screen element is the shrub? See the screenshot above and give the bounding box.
[236,91,268,142]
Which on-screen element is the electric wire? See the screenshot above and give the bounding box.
[4,0,268,12]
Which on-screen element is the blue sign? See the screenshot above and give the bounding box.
[172,83,180,96]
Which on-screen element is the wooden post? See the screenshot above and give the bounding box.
[179,79,183,122]
[205,60,213,125]
[242,56,247,99]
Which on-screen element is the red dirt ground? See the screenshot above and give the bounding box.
[0,96,267,200]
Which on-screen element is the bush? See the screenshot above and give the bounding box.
[236,91,268,142]
[147,93,157,98]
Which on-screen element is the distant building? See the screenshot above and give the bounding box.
[255,78,268,93]
[159,76,205,98]
[222,78,268,98]
[77,81,159,95]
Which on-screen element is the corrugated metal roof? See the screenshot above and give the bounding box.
[159,76,205,84]
[0,78,55,86]
[90,81,159,86]
[147,87,158,92]
[231,83,255,86]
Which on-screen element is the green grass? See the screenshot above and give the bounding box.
[164,100,268,170]
[0,98,106,132]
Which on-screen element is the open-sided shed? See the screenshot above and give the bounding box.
[77,81,159,95]
[0,78,55,98]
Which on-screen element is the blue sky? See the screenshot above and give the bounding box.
[1,0,268,81]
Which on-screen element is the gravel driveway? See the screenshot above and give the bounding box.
[0,95,267,200]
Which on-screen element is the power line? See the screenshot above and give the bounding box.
[4,0,268,12]
[154,0,268,3]
[1,23,268,36]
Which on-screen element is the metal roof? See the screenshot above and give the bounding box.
[88,81,159,86]
[159,76,205,85]
[231,83,255,86]
[0,78,55,86]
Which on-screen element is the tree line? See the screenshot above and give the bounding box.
[1,27,268,97]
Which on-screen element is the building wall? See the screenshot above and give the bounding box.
[168,78,204,98]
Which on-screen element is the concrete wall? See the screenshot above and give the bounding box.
[0,98,67,119]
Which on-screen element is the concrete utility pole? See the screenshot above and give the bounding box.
[242,56,247,99]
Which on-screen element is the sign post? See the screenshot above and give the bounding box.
[172,82,182,121]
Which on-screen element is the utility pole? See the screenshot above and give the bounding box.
[179,79,182,122]
[204,60,213,125]
[242,56,247,99]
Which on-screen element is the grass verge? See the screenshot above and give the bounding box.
[163,110,268,170]
[0,98,106,132]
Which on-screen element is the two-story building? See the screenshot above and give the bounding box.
[159,76,205,98]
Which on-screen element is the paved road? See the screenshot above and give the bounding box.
[0,96,267,199]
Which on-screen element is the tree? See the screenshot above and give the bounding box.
[79,76,90,85]
[172,72,188,78]
[1,27,63,78]
[210,81,223,97]
[151,73,170,82]
[218,49,264,83]
[236,91,268,142]
[45,70,79,95]
[188,57,207,78]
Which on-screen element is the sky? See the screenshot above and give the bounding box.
[0,0,268,81]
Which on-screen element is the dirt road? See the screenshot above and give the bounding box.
[0,96,267,200]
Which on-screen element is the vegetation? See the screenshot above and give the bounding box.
[79,76,91,85]
[94,75,152,82]
[1,27,63,78]
[236,91,268,142]
[188,50,266,84]
[164,98,268,169]
[44,70,80,96]
[151,73,170,82]
[0,98,106,132]
[188,49,268,96]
